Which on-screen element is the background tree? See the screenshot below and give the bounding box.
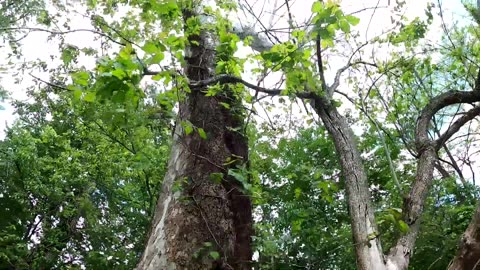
[0,83,169,269]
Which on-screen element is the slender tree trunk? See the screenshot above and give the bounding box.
[136,4,252,270]
[311,97,386,270]
[313,103,438,270]
[385,145,436,269]
[449,202,480,270]
[309,85,480,270]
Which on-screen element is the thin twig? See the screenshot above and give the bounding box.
[1,27,126,46]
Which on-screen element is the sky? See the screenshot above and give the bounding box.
[0,0,469,139]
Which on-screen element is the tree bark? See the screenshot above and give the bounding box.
[449,202,480,270]
[385,145,436,269]
[194,73,480,270]
[309,84,480,270]
[136,4,252,270]
[311,97,386,270]
[385,90,480,269]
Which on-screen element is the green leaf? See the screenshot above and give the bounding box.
[209,251,220,260]
[294,187,302,199]
[71,71,90,86]
[219,102,230,109]
[36,10,51,26]
[338,20,350,33]
[84,91,96,102]
[111,69,127,79]
[367,232,378,240]
[119,44,134,59]
[311,2,323,12]
[197,128,207,139]
[61,46,78,65]
[185,125,193,135]
[182,121,194,135]
[87,0,97,8]
[223,157,236,166]
[345,15,360,26]
[152,73,163,81]
[151,53,165,64]
[143,42,157,54]
[321,38,334,48]
[73,89,83,100]
[228,169,246,185]
[398,220,409,233]
[209,173,223,183]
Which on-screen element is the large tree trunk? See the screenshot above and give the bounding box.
[449,203,480,270]
[136,4,252,270]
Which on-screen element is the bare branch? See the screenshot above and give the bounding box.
[434,161,451,180]
[437,0,456,50]
[348,5,389,16]
[315,36,329,96]
[431,117,467,185]
[142,70,319,100]
[189,74,318,99]
[1,27,126,46]
[329,59,377,95]
[29,73,70,92]
[415,90,480,153]
[436,106,480,149]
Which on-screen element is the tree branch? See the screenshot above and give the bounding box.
[315,36,329,96]
[415,90,480,153]
[142,71,319,100]
[1,27,126,46]
[387,69,480,268]
[329,60,377,95]
[436,106,480,150]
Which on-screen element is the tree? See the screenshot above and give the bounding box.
[2,0,255,268]
[0,84,170,269]
[3,0,480,269]
[155,1,480,269]
[135,1,253,269]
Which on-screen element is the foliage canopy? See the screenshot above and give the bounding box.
[2,0,480,269]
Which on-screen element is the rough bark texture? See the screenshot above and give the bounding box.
[449,203,480,270]
[311,97,386,270]
[136,5,252,270]
[191,68,480,270]
[131,2,480,267]
[385,145,436,269]
[310,88,480,270]
[385,90,480,269]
